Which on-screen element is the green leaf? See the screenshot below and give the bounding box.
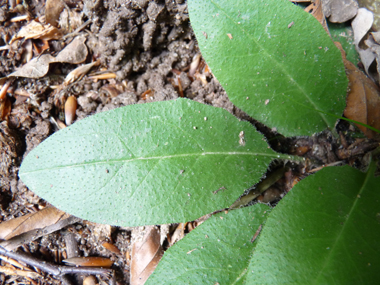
[247,165,380,284]
[329,22,360,65]
[19,98,284,227]
[188,0,348,136]
[147,204,271,284]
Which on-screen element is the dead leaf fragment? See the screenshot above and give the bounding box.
[250,224,262,243]
[0,206,70,241]
[230,167,288,209]
[5,36,87,79]
[140,89,154,100]
[189,53,201,76]
[64,61,100,84]
[10,20,62,44]
[364,34,380,83]
[63,257,114,268]
[357,0,380,31]
[344,64,380,138]
[8,54,56,79]
[372,31,380,44]
[0,266,42,279]
[0,255,27,270]
[45,0,65,27]
[305,0,329,33]
[10,15,32,22]
[87,73,117,80]
[169,223,187,246]
[186,248,197,254]
[33,39,50,56]
[336,42,380,138]
[322,0,358,23]
[352,8,375,75]
[0,97,12,121]
[0,81,11,101]
[131,226,163,285]
[102,242,121,255]
[59,9,84,34]
[65,96,77,125]
[22,39,33,63]
[54,36,88,64]
[0,216,80,251]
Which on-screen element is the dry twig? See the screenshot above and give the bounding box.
[0,246,115,284]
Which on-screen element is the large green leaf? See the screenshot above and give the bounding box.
[19,99,285,227]
[247,164,380,284]
[188,0,348,136]
[147,204,271,284]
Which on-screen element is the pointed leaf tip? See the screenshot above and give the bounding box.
[19,98,279,226]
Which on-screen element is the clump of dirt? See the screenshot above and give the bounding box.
[84,0,189,76]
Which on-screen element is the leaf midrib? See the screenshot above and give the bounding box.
[21,151,279,175]
[313,169,372,284]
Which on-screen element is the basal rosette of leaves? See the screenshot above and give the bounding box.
[18,0,380,283]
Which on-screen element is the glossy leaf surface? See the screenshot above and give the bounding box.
[147,204,271,284]
[19,99,282,227]
[188,0,348,136]
[247,165,380,284]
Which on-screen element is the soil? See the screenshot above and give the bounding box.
[0,1,378,284]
